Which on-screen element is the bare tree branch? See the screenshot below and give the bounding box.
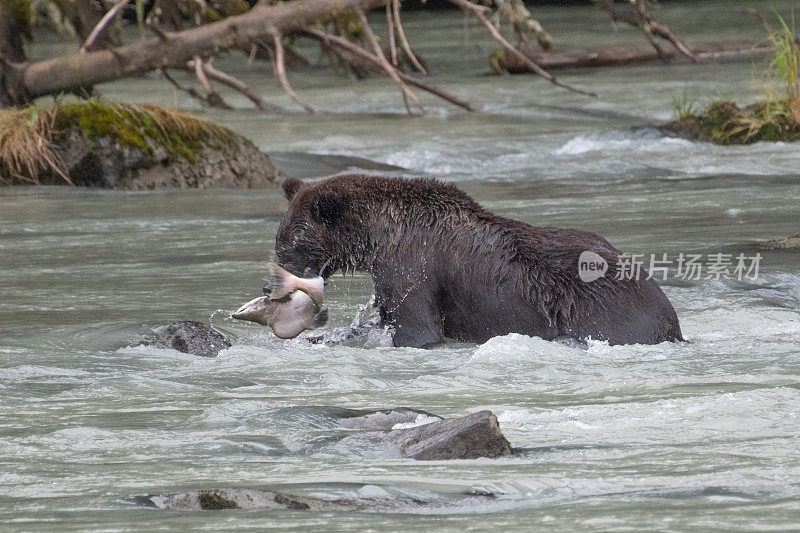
[194,56,233,109]
[271,32,314,113]
[160,67,206,105]
[386,2,398,67]
[449,0,596,97]
[194,60,286,113]
[391,0,426,74]
[305,28,476,111]
[355,8,422,114]
[18,0,389,105]
[5,0,606,110]
[54,0,121,51]
[494,0,552,50]
[81,0,131,53]
[745,7,774,35]
[591,0,698,62]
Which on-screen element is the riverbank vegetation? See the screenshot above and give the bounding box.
[667,15,800,145]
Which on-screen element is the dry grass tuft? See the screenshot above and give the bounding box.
[0,106,70,185]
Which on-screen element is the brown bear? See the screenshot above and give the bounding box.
[275,174,683,348]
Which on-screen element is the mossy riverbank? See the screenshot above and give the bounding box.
[0,101,280,189]
[666,13,800,146]
[665,99,800,145]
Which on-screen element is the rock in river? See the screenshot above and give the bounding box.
[135,410,513,511]
[335,409,512,460]
[139,488,364,511]
[389,410,512,460]
[139,321,232,357]
[1,101,282,189]
[763,232,800,250]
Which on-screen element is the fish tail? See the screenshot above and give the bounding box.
[265,262,297,301]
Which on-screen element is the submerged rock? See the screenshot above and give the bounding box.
[140,488,365,511]
[138,483,498,513]
[139,321,232,357]
[763,232,800,250]
[135,410,513,512]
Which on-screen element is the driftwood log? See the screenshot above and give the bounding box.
[493,40,771,74]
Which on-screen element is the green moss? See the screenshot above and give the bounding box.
[489,49,509,76]
[212,0,251,16]
[325,10,363,39]
[203,6,224,22]
[198,490,239,510]
[1,101,238,185]
[51,101,235,163]
[669,12,800,145]
[200,0,250,22]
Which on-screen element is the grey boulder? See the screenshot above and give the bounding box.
[139,321,232,357]
[390,410,512,460]
[336,409,512,460]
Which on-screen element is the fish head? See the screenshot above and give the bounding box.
[231,296,280,326]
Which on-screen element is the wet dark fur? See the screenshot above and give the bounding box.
[276,175,683,348]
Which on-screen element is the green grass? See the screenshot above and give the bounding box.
[671,90,697,122]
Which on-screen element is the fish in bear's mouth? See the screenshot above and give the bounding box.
[232,262,327,339]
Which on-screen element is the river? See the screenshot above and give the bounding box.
[2,1,800,530]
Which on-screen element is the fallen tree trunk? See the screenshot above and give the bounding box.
[8,0,385,106]
[492,40,771,74]
[1,0,598,109]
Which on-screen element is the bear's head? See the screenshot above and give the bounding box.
[275,177,353,278]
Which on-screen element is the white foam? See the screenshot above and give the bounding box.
[391,413,441,430]
[555,128,695,156]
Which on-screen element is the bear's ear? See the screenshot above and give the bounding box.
[282,177,304,200]
[311,191,347,227]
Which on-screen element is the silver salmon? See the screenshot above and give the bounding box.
[232,263,326,339]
